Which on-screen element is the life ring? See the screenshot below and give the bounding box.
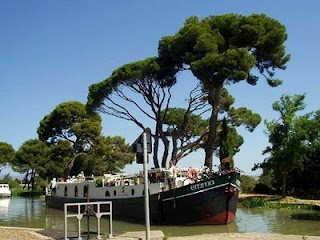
[187,168,199,181]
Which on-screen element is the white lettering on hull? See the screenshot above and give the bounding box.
[190,180,215,191]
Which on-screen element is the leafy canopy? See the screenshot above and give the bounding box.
[158,13,289,168]
[256,94,317,196]
[0,142,15,165]
[159,14,289,87]
[14,139,51,176]
[38,101,102,146]
[83,136,135,175]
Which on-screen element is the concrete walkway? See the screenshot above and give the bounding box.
[0,226,53,240]
[0,227,320,240]
[168,233,320,240]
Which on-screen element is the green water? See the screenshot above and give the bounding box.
[0,197,319,237]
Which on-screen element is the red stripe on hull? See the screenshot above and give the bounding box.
[192,211,235,225]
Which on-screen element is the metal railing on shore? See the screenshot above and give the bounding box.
[64,201,113,240]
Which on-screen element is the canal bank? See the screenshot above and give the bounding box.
[1,197,320,238]
[1,227,320,240]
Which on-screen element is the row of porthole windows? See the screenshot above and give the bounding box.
[64,186,146,197]
[64,185,88,197]
[105,189,135,197]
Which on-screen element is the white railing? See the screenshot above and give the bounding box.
[64,201,112,240]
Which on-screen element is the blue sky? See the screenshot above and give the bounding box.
[1,1,319,177]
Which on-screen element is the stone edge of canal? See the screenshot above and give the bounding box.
[1,227,320,240]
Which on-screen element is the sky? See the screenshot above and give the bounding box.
[0,0,319,178]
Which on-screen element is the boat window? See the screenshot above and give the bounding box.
[74,186,78,197]
[84,185,88,198]
[131,189,134,195]
[105,190,110,197]
[113,190,117,196]
[64,186,68,196]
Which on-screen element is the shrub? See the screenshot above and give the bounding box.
[239,197,267,208]
[240,175,257,193]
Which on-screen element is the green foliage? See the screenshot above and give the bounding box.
[239,197,267,208]
[254,173,276,194]
[38,101,102,146]
[14,139,51,176]
[87,57,167,112]
[256,94,320,197]
[161,88,260,166]
[38,101,102,175]
[47,140,73,178]
[0,174,19,189]
[12,139,51,190]
[159,13,289,86]
[95,178,103,187]
[162,107,208,138]
[158,13,289,168]
[240,175,257,193]
[0,142,15,165]
[239,197,314,210]
[228,107,261,132]
[79,136,135,176]
[86,13,285,169]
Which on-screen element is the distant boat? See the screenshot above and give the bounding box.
[0,184,11,198]
[46,168,240,225]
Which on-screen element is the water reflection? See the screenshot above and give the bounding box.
[237,208,320,236]
[291,213,320,221]
[0,197,319,237]
[0,198,10,215]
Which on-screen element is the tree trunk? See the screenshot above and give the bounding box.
[169,130,179,166]
[153,128,160,169]
[65,156,75,177]
[204,85,222,169]
[281,167,288,198]
[30,169,35,191]
[161,136,170,168]
[23,170,29,190]
[154,117,170,168]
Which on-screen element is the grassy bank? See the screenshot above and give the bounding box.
[239,193,320,209]
[10,186,45,197]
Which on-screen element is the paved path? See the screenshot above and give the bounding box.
[1,227,320,240]
[168,233,320,240]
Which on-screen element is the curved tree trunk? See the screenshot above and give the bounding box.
[161,136,170,168]
[169,130,179,166]
[281,167,288,198]
[204,85,222,169]
[153,128,160,169]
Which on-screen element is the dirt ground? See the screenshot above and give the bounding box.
[0,226,52,240]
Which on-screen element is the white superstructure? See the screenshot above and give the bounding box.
[0,184,11,197]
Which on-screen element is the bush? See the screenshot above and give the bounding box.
[239,197,267,208]
[95,178,103,187]
[240,175,257,193]
[0,174,20,189]
[255,173,276,194]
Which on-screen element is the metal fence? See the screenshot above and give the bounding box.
[64,201,113,240]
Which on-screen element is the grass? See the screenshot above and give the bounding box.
[239,193,320,210]
[10,186,45,197]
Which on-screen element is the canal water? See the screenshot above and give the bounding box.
[0,197,319,237]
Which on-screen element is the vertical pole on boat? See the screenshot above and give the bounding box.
[87,182,90,239]
[143,130,151,240]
